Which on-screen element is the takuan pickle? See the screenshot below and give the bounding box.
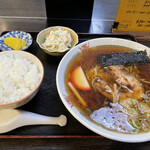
[4,37,26,50]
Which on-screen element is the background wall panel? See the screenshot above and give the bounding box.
[0,0,46,18]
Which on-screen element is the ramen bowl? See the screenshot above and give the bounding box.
[0,51,44,109]
[56,38,150,143]
[36,26,78,56]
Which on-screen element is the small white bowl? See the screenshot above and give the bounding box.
[0,31,32,51]
[36,26,78,56]
[56,37,150,143]
[0,51,44,109]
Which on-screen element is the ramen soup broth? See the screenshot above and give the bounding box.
[65,45,150,134]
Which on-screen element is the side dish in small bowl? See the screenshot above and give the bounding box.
[0,51,44,109]
[0,31,32,51]
[36,26,78,56]
[56,37,150,142]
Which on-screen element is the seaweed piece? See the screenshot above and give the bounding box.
[97,50,150,67]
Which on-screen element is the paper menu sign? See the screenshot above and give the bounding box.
[112,0,150,32]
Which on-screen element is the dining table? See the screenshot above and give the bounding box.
[0,17,150,150]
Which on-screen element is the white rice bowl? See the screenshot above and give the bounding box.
[0,51,44,109]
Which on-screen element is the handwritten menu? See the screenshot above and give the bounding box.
[112,0,150,32]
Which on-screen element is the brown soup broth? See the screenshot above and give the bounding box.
[64,45,150,126]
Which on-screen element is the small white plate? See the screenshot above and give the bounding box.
[0,31,32,51]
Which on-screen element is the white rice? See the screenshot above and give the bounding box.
[0,53,41,104]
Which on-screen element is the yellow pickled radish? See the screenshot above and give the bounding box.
[17,38,26,49]
[4,37,20,50]
[4,37,26,50]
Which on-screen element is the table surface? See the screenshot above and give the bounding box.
[0,18,150,149]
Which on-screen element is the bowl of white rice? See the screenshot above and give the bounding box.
[0,50,44,109]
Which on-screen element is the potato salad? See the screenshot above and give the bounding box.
[42,27,72,51]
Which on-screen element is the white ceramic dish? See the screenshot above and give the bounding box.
[0,31,32,51]
[56,38,150,143]
[0,51,44,109]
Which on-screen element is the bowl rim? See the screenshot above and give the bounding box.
[0,50,44,107]
[36,26,79,53]
[56,37,150,143]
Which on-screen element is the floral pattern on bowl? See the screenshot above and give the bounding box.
[0,31,33,51]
